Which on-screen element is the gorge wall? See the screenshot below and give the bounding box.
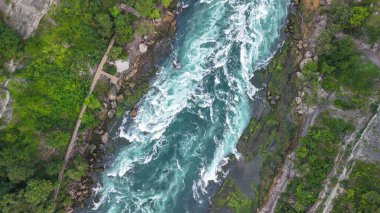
[0,0,55,38]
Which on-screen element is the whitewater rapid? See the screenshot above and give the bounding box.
[88,0,288,212]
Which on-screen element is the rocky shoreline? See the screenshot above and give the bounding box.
[65,4,178,210]
[208,0,329,210]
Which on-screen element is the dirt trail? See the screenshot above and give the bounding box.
[53,35,116,201]
[258,101,326,213]
[0,79,11,119]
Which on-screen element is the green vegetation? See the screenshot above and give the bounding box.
[0,20,21,72]
[333,161,380,212]
[212,178,253,213]
[0,0,171,211]
[276,114,354,212]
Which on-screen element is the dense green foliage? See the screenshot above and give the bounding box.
[0,0,169,211]
[333,161,380,212]
[327,0,380,43]
[0,20,21,71]
[275,114,354,212]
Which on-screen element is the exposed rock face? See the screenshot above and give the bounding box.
[0,0,56,38]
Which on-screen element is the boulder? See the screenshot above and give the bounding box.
[266,90,272,97]
[111,100,117,109]
[101,132,109,144]
[300,58,313,70]
[94,127,104,135]
[129,108,138,118]
[107,109,116,119]
[116,94,124,103]
[108,86,117,101]
[139,43,148,54]
[296,72,305,80]
[304,51,312,58]
[295,97,302,105]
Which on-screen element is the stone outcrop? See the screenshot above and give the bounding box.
[0,0,56,38]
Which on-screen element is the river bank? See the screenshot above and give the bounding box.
[64,3,178,211]
[208,0,380,211]
[208,0,329,211]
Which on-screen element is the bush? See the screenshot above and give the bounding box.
[333,161,380,212]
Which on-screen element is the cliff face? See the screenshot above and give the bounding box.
[0,0,55,38]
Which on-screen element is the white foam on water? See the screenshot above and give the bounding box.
[91,0,289,211]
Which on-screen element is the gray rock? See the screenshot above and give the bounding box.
[300,58,313,70]
[0,0,56,38]
[94,127,104,135]
[101,132,109,144]
[304,51,312,58]
[111,101,117,109]
[107,109,116,119]
[296,72,305,80]
[108,86,117,101]
[139,43,148,54]
[295,97,302,105]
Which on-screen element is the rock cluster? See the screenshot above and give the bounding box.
[267,90,281,105]
[294,90,305,115]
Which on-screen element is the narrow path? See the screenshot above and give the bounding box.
[0,79,11,119]
[53,34,116,201]
[258,100,328,213]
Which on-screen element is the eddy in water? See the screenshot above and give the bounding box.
[88,0,288,212]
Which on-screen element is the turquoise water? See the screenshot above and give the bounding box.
[89,0,288,212]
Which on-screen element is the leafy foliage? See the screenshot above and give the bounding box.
[276,115,353,212]
[333,161,380,212]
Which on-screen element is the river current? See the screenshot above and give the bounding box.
[89,0,288,212]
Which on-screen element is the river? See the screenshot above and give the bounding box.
[87,0,288,212]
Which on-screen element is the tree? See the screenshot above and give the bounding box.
[162,0,171,8]
[24,179,53,205]
[95,13,114,38]
[348,7,370,27]
[115,15,133,45]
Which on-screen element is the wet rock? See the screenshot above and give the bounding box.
[107,109,116,119]
[139,43,148,53]
[266,90,272,97]
[101,132,109,144]
[108,86,117,101]
[129,108,138,118]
